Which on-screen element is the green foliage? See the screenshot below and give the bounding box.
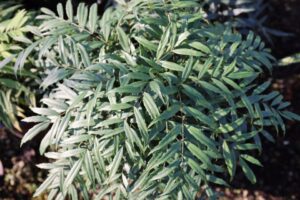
[278,53,300,66]
[0,1,38,130]
[7,0,299,199]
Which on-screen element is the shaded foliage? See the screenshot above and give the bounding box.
[0,0,38,130]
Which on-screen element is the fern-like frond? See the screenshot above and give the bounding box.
[6,0,299,199]
[0,1,37,131]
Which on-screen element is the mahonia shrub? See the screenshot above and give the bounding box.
[0,1,38,130]
[12,0,300,199]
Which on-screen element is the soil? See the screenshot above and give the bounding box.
[0,126,47,200]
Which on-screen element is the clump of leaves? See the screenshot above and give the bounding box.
[0,1,38,130]
[11,0,299,199]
